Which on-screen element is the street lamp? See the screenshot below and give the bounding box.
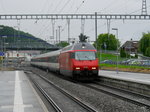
[4,43,9,68]
[130,38,132,60]
[13,26,17,45]
[112,28,119,74]
[2,36,7,69]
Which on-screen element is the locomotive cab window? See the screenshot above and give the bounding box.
[75,51,96,60]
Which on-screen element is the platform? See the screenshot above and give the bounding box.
[0,71,48,112]
[99,70,150,85]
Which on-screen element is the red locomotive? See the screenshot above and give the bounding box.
[31,41,99,80]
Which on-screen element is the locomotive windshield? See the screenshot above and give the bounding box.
[75,51,96,60]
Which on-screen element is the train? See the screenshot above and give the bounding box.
[30,41,99,80]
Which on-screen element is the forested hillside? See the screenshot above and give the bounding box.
[0,25,54,49]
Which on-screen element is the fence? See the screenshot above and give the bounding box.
[100,60,150,67]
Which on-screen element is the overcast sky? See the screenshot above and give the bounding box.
[0,0,150,44]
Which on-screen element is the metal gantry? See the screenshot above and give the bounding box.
[1,13,150,50]
[0,14,150,20]
[142,0,147,15]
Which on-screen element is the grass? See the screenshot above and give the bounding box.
[97,53,150,73]
[97,53,126,62]
[100,63,150,69]
[100,63,150,74]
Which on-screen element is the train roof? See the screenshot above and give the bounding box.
[32,42,96,59]
[32,50,61,59]
[61,42,96,52]
[73,42,96,50]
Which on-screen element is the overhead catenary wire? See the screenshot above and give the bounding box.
[74,0,85,14]
[60,0,85,38]
[34,0,62,38]
[34,0,53,23]
[39,0,49,13]
[85,1,150,37]
[37,21,52,38]
[51,0,64,13]
[68,0,75,13]
[34,0,55,38]
[99,0,119,13]
[129,5,150,14]
[99,0,141,14]
[35,0,86,43]
[35,0,150,43]
[36,0,72,41]
[58,0,72,13]
[113,0,141,14]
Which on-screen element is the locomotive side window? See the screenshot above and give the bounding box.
[75,51,96,60]
[47,55,59,63]
[70,52,75,59]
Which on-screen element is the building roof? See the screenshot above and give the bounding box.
[122,41,139,49]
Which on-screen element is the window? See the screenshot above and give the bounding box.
[70,52,75,58]
[75,51,96,60]
[47,56,59,63]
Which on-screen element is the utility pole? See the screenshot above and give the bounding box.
[95,12,98,50]
[107,19,111,54]
[112,28,119,74]
[130,38,133,60]
[17,20,20,65]
[107,19,111,37]
[81,19,85,35]
[67,19,70,43]
[58,26,61,44]
[56,29,58,44]
[52,19,55,43]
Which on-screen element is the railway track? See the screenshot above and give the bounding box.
[49,71,150,108]
[81,81,150,108]
[25,67,150,109]
[25,71,97,112]
[27,73,63,112]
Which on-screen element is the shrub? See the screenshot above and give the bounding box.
[135,54,138,58]
[145,47,150,57]
[120,48,130,58]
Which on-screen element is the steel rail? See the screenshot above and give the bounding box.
[37,73,97,112]
[95,81,150,100]
[82,82,150,108]
[27,74,63,112]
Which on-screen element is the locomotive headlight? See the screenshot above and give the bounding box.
[92,67,96,70]
[82,44,86,48]
[75,67,80,70]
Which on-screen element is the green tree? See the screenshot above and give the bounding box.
[145,47,150,57]
[120,47,130,58]
[56,41,69,47]
[94,33,120,50]
[120,48,126,58]
[139,33,150,56]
